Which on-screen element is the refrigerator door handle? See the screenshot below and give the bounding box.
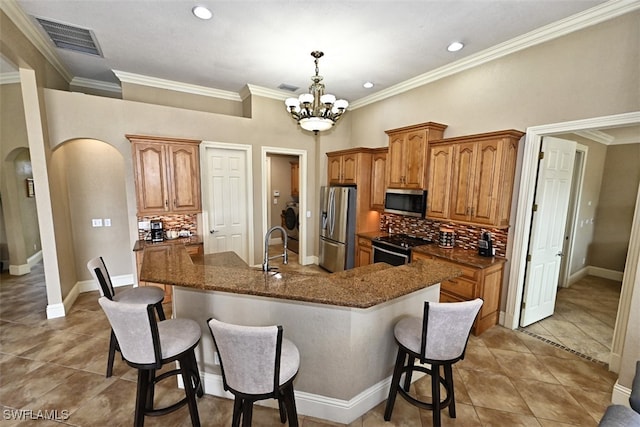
[328,187,336,237]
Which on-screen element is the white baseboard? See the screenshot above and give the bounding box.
[46,303,65,319]
[609,352,622,373]
[77,274,135,293]
[9,263,30,275]
[611,380,632,406]
[180,370,421,425]
[587,266,624,282]
[568,265,624,286]
[8,251,43,275]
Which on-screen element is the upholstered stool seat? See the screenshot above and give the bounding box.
[208,318,299,427]
[87,256,165,377]
[384,298,483,427]
[99,297,202,427]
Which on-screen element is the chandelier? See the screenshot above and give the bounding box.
[285,51,349,134]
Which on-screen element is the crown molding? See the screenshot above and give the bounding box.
[350,0,640,110]
[243,84,293,101]
[575,129,616,145]
[0,72,21,85]
[0,0,72,83]
[113,70,242,101]
[70,77,121,93]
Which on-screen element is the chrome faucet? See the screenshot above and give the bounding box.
[262,225,288,272]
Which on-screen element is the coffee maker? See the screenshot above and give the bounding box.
[478,231,494,257]
[150,220,164,242]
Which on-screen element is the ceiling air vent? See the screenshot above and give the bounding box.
[35,17,103,57]
[278,83,299,92]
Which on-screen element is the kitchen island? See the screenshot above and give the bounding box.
[139,245,461,424]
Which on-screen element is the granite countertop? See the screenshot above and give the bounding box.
[356,232,506,269]
[138,245,461,309]
[133,236,203,251]
[412,245,506,269]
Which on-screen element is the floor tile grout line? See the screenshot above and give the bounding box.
[517,328,608,367]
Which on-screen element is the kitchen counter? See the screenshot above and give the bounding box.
[132,235,203,251]
[413,244,506,268]
[137,245,460,424]
[139,245,461,309]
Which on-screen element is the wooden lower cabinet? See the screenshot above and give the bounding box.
[135,243,203,303]
[412,252,504,335]
[356,237,373,267]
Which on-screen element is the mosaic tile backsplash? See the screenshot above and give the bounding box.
[380,214,509,258]
[137,214,198,241]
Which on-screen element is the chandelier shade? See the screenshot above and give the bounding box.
[285,51,349,134]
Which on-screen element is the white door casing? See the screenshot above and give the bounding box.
[202,144,252,263]
[520,136,576,327]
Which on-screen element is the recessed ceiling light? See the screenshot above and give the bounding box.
[192,6,212,20]
[363,81,374,89]
[447,42,464,52]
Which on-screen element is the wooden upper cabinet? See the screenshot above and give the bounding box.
[426,143,454,219]
[325,148,378,233]
[431,130,524,227]
[370,148,388,211]
[327,151,358,185]
[128,134,202,216]
[385,122,447,189]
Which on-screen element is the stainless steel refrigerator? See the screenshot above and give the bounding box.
[319,186,357,272]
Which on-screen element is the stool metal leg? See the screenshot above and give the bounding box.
[444,363,456,418]
[106,330,118,378]
[431,363,441,427]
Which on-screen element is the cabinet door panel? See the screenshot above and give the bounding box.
[404,131,426,188]
[168,144,201,212]
[370,152,387,210]
[450,143,476,221]
[427,144,453,219]
[471,140,502,224]
[327,155,343,184]
[387,134,405,187]
[341,153,358,184]
[134,143,169,214]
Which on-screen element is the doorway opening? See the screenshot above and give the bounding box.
[505,111,640,374]
[261,147,309,267]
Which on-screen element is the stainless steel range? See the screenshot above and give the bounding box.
[371,234,433,266]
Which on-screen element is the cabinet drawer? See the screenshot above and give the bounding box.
[439,291,465,303]
[433,259,478,280]
[357,237,372,248]
[440,277,475,299]
[185,244,202,256]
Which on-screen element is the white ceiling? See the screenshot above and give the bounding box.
[4,0,638,144]
[10,0,613,103]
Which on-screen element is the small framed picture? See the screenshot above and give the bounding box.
[26,178,35,198]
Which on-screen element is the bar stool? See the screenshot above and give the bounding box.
[87,256,166,377]
[99,297,203,427]
[207,318,299,427]
[384,298,483,427]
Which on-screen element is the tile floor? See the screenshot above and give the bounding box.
[522,276,621,365]
[0,260,618,426]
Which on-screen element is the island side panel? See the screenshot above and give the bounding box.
[173,283,440,411]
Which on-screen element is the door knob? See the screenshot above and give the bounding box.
[209,229,216,234]
[556,251,564,257]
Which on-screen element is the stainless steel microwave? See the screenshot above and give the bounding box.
[384,189,427,217]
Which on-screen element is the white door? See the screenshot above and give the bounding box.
[204,147,248,261]
[520,137,577,327]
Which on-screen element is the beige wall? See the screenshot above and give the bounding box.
[57,139,131,280]
[121,82,245,117]
[591,143,640,271]
[349,11,640,144]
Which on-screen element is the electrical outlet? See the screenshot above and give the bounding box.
[92,219,103,227]
[104,218,111,227]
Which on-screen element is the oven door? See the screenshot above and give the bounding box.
[372,244,410,266]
